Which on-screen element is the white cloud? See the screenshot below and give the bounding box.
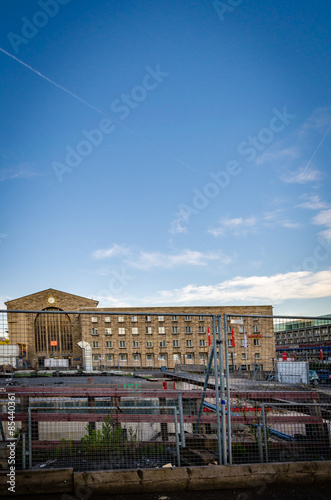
[127,249,230,270]
[92,245,231,270]
[298,195,329,210]
[143,269,331,305]
[0,163,39,182]
[281,167,322,184]
[312,209,331,242]
[256,146,300,166]
[299,107,331,136]
[208,217,256,237]
[92,244,130,260]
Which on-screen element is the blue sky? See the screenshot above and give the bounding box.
[0,0,331,316]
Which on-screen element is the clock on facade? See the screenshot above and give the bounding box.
[47,296,56,304]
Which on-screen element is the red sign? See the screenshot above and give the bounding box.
[282,352,287,361]
[320,349,323,360]
[50,341,58,346]
[248,334,263,338]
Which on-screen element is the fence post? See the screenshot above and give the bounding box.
[261,404,269,463]
[22,433,26,470]
[212,315,222,465]
[218,315,227,465]
[178,392,185,448]
[174,408,181,467]
[28,407,32,469]
[223,313,232,464]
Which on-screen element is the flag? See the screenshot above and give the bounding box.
[282,352,287,361]
[208,327,211,346]
[320,349,323,360]
[244,331,247,349]
[231,327,235,347]
[294,352,297,361]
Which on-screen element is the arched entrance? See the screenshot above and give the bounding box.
[34,308,73,367]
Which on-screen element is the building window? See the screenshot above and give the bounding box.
[173,354,180,362]
[186,340,193,347]
[186,326,192,334]
[253,339,260,346]
[172,326,178,334]
[120,354,127,362]
[145,316,151,322]
[158,316,164,322]
[133,341,139,348]
[199,353,207,361]
[185,315,191,321]
[106,354,112,361]
[91,317,98,323]
[145,327,152,334]
[133,354,140,361]
[159,326,165,334]
[186,354,193,360]
[147,354,153,360]
[132,327,138,335]
[146,341,153,348]
[240,339,245,347]
[118,328,125,335]
[199,326,205,334]
[92,328,99,336]
[92,341,99,348]
[119,341,126,348]
[173,340,179,347]
[93,355,99,361]
[239,326,245,333]
[172,315,177,321]
[132,316,138,322]
[227,326,232,333]
[228,339,232,346]
[252,326,259,333]
[199,316,204,321]
[241,352,247,360]
[160,340,166,347]
[118,316,124,323]
[105,328,112,336]
[106,341,112,348]
[200,339,206,347]
[255,353,261,360]
[105,316,111,323]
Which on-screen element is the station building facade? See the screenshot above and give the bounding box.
[5,288,275,371]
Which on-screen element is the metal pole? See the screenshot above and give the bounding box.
[28,407,32,469]
[22,433,26,469]
[257,426,263,463]
[174,408,181,467]
[194,345,214,433]
[212,315,222,465]
[224,314,232,464]
[261,405,269,463]
[178,392,185,448]
[218,315,227,465]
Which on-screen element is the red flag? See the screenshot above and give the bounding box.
[208,327,211,346]
[231,328,235,347]
[282,352,287,361]
[294,352,297,361]
[320,349,323,360]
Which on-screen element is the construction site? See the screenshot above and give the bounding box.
[1,309,331,497]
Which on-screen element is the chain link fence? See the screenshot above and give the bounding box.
[1,310,331,471]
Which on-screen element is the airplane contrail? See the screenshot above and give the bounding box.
[0,47,196,172]
[301,126,330,179]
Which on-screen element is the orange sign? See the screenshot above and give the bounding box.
[50,341,58,346]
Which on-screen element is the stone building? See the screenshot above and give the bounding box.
[5,288,275,371]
